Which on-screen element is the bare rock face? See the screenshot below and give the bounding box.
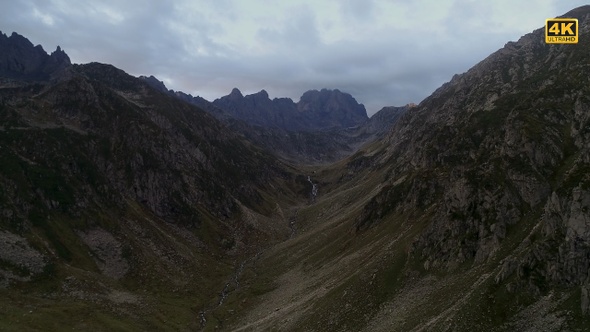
[212,88,368,131]
[213,88,300,130]
[0,231,47,287]
[206,88,388,162]
[297,88,368,129]
[582,285,590,315]
[0,31,71,81]
[354,5,590,300]
[78,228,129,280]
[363,105,409,135]
[134,77,405,163]
[138,75,168,93]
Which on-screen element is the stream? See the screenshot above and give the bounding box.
[307,175,318,203]
[199,175,317,329]
[199,251,263,329]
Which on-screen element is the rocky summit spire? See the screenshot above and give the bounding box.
[0,30,71,81]
[212,88,368,131]
[229,87,243,98]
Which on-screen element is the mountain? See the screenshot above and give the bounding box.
[362,104,413,136]
[212,6,590,331]
[3,5,590,331]
[363,5,590,295]
[141,80,406,163]
[0,31,70,81]
[0,33,312,330]
[213,103,411,164]
[212,87,368,131]
[297,88,368,129]
[138,74,168,93]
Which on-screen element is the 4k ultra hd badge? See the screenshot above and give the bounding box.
[546,18,578,44]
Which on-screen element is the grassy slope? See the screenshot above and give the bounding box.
[220,135,588,331]
[0,69,308,331]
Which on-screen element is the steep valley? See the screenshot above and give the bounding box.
[194,6,590,331]
[1,5,590,332]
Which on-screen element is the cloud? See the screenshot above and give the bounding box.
[0,0,588,115]
[256,4,321,51]
[339,0,376,22]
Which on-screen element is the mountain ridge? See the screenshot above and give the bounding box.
[1,5,590,331]
[0,44,310,330]
[211,86,369,131]
[139,76,407,163]
[221,5,590,330]
[0,31,71,81]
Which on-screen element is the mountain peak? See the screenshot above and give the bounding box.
[212,87,368,130]
[298,88,368,124]
[229,87,243,98]
[563,5,590,18]
[139,75,169,93]
[252,89,269,99]
[9,31,29,41]
[0,30,71,80]
[49,45,70,63]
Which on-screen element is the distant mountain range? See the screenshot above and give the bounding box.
[0,31,71,81]
[212,87,368,131]
[2,5,589,331]
[139,75,409,162]
[140,75,371,132]
[0,30,316,330]
[0,30,407,165]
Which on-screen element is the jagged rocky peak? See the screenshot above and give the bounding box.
[226,88,272,101]
[139,75,169,93]
[0,30,71,81]
[362,104,410,136]
[297,88,368,128]
[212,86,369,130]
[51,45,68,59]
[299,89,366,114]
[252,89,269,99]
[229,87,243,98]
[45,45,71,74]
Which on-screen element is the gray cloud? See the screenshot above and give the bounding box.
[339,0,376,22]
[0,0,587,115]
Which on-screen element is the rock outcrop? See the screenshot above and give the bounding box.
[297,88,368,129]
[0,31,71,81]
[212,87,368,131]
[354,3,590,308]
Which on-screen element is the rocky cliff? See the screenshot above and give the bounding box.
[212,87,368,131]
[349,4,590,327]
[219,7,590,331]
[0,31,71,81]
[144,80,403,163]
[4,6,590,331]
[208,102,407,164]
[0,36,310,330]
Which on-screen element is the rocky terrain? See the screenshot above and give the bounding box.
[0,31,70,81]
[215,103,410,164]
[0,36,312,330]
[139,77,408,163]
[1,5,590,332]
[220,5,590,331]
[211,87,368,131]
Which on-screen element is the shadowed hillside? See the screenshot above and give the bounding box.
[1,5,590,332]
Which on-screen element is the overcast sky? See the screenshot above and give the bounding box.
[0,1,586,115]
